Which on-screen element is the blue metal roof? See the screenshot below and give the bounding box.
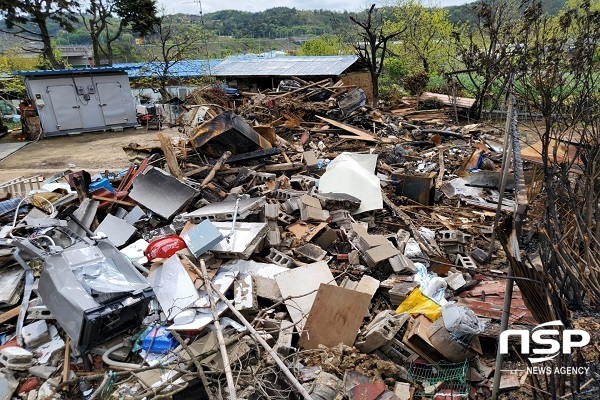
[16,66,130,77]
[210,55,359,77]
[113,59,222,79]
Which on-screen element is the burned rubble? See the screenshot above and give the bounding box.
[0,78,592,400]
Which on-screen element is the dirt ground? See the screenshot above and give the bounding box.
[0,127,182,182]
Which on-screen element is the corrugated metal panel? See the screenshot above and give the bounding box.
[210,55,359,77]
[113,60,222,79]
[16,66,129,77]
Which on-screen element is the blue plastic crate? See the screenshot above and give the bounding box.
[141,326,177,354]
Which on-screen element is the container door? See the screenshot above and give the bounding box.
[48,85,84,131]
[96,82,128,125]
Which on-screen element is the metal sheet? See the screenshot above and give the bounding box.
[0,143,28,162]
[94,214,137,248]
[47,85,83,130]
[129,167,197,221]
[147,255,201,320]
[191,111,272,156]
[182,220,224,257]
[211,55,358,77]
[96,82,128,125]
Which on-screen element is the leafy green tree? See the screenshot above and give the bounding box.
[0,48,41,97]
[0,0,79,69]
[81,0,159,66]
[389,0,453,74]
[137,14,203,100]
[298,35,351,55]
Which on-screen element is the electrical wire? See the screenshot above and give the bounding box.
[10,194,56,229]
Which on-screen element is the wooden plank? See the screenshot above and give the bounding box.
[91,195,136,207]
[273,78,330,98]
[275,261,336,333]
[316,116,379,142]
[157,132,183,179]
[299,284,371,350]
[0,306,21,324]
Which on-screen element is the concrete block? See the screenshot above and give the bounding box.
[355,276,380,298]
[439,230,471,244]
[264,203,279,220]
[309,372,342,400]
[330,209,352,229]
[396,229,410,253]
[471,247,488,264]
[274,320,294,357]
[380,336,419,366]
[313,227,338,249]
[265,248,296,268]
[34,331,65,364]
[358,234,390,251]
[22,321,49,348]
[442,243,465,255]
[28,366,57,380]
[234,274,258,315]
[281,198,299,214]
[266,230,282,247]
[303,150,319,170]
[0,347,33,371]
[394,382,413,400]
[277,211,295,225]
[274,189,305,201]
[389,254,416,274]
[456,254,478,270]
[356,312,409,354]
[299,194,322,210]
[0,369,18,400]
[254,172,276,183]
[445,272,467,290]
[300,205,330,222]
[388,282,419,307]
[313,192,361,212]
[363,244,401,268]
[294,243,328,262]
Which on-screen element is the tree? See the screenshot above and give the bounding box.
[298,35,351,56]
[348,4,408,106]
[138,14,203,100]
[0,48,41,97]
[514,0,600,312]
[81,0,159,66]
[390,0,453,74]
[0,0,79,69]
[452,0,520,119]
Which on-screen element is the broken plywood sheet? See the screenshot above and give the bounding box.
[299,284,371,350]
[275,261,336,332]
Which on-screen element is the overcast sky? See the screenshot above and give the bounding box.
[158,0,471,15]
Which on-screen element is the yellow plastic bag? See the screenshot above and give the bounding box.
[396,287,441,322]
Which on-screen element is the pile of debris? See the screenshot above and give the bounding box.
[0,78,552,400]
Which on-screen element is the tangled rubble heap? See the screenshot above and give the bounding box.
[0,79,551,400]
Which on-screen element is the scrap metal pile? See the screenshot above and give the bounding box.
[0,79,560,400]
